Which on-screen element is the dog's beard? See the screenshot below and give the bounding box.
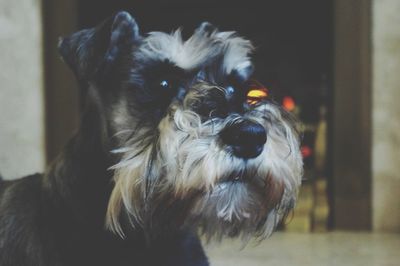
[106,98,303,241]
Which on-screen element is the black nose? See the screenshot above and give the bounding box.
[220,120,267,159]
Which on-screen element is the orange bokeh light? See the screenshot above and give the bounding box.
[282,96,296,111]
[246,88,268,105]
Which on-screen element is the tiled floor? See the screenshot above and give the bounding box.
[205,232,400,266]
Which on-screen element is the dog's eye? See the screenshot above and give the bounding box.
[226,86,235,95]
[160,80,171,89]
[225,85,236,99]
[158,78,180,92]
[246,81,269,105]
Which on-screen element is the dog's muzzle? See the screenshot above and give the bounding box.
[220,120,267,159]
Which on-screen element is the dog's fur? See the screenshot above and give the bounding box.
[0,11,302,266]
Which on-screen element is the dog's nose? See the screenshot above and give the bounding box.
[220,120,267,159]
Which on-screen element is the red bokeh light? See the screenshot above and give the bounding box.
[282,96,296,112]
[301,145,313,158]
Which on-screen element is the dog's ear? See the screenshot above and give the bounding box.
[58,11,140,80]
[195,22,217,36]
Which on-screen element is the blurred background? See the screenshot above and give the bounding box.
[0,0,399,265]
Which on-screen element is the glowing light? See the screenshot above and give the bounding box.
[301,145,313,158]
[247,89,268,98]
[282,96,296,111]
[246,88,268,105]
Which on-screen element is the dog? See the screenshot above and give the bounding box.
[0,11,302,266]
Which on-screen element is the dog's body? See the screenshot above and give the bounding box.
[0,11,302,266]
[0,129,207,265]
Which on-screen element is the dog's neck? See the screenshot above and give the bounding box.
[43,86,195,239]
[44,87,116,228]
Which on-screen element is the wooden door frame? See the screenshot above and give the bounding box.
[42,0,79,162]
[332,0,372,230]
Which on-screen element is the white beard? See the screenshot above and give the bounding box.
[106,95,303,241]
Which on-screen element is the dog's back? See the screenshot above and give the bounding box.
[0,174,130,266]
[0,174,51,265]
[0,172,209,266]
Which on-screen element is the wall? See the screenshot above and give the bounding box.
[0,0,45,179]
[372,0,400,232]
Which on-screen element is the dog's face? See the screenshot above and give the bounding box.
[59,12,303,241]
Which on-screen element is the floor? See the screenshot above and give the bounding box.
[205,232,400,266]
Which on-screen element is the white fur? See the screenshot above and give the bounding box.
[136,29,254,75]
[107,99,302,240]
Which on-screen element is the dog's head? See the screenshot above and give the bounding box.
[59,11,303,241]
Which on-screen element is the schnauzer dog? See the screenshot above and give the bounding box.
[0,11,302,266]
